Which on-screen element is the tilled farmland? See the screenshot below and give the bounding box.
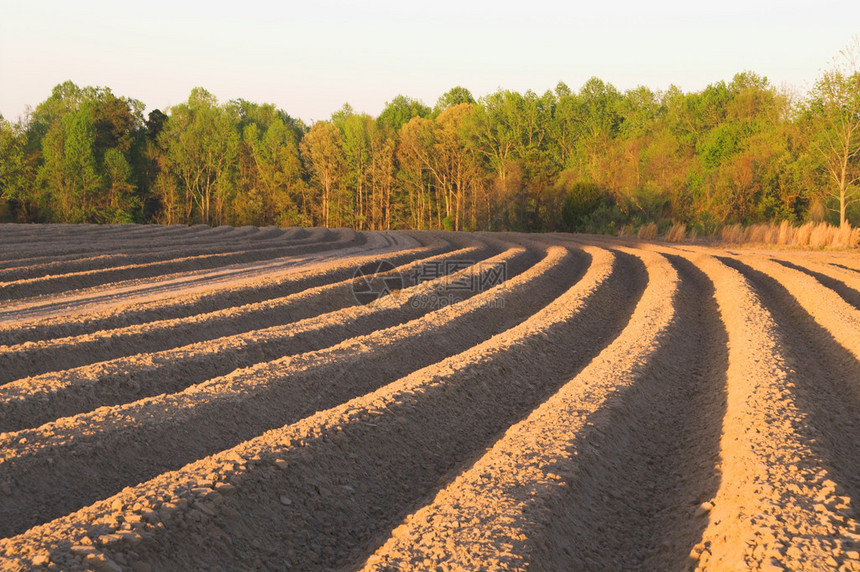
[0,224,858,571]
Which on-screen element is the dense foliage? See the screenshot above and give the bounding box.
[2,68,859,232]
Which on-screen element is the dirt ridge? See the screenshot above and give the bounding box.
[0,225,857,571]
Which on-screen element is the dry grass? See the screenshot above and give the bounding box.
[664,223,686,243]
[618,224,634,238]
[720,222,860,249]
[637,222,657,240]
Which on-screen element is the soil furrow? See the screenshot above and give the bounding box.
[0,228,308,281]
[688,254,859,570]
[773,258,860,310]
[0,224,305,262]
[731,254,860,360]
[831,262,860,274]
[0,228,854,571]
[0,229,360,300]
[717,256,860,516]
[0,224,323,278]
[0,241,487,384]
[0,227,347,318]
[0,244,527,432]
[0,224,290,263]
[360,249,727,571]
[0,231,442,345]
[0,246,648,571]
[0,243,585,538]
[524,252,726,570]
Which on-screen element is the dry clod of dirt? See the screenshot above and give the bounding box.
[0,224,857,571]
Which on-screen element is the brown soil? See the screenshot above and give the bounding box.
[0,225,858,572]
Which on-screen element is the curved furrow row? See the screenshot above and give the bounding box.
[0,239,487,384]
[780,251,860,285]
[772,257,860,310]
[0,245,649,572]
[686,254,860,570]
[0,242,525,432]
[0,222,274,248]
[0,241,586,538]
[828,257,860,272]
[242,226,297,241]
[0,224,231,270]
[0,224,266,262]
[0,227,306,282]
[0,224,176,248]
[0,227,341,308]
[360,248,711,570]
[0,228,855,571]
[730,254,860,360]
[0,231,416,332]
[0,229,360,300]
[1,225,329,279]
[0,231,444,346]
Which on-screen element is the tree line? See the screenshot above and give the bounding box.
[1,58,858,234]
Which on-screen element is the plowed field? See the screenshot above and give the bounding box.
[0,224,858,571]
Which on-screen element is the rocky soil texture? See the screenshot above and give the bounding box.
[0,224,858,571]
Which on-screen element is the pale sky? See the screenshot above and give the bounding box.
[1,0,857,123]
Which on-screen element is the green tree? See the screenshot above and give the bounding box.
[156,88,239,224]
[139,109,169,220]
[397,116,438,229]
[807,39,860,226]
[560,179,606,231]
[38,105,102,222]
[378,95,431,133]
[242,119,303,225]
[434,86,475,115]
[575,77,623,183]
[24,82,145,223]
[231,101,305,226]
[300,121,343,227]
[0,116,32,220]
[103,148,138,222]
[336,111,372,228]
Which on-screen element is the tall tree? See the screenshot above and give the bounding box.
[807,38,860,226]
[300,121,343,227]
[232,101,305,226]
[434,86,475,115]
[156,88,238,224]
[38,105,102,222]
[0,116,32,220]
[103,147,138,222]
[378,95,431,133]
[336,111,373,229]
[243,119,303,225]
[397,116,437,229]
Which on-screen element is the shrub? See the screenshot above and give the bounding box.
[560,181,607,232]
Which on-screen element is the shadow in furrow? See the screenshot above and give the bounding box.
[0,230,358,301]
[529,254,728,571]
[0,248,580,539]
[0,229,302,282]
[830,263,860,275]
[0,245,487,385]
[0,247,522,432]
[0,234,452,347]
[333,251,650,569]
[126,252,650,571]
[718,256,860,516]
[773,259,860,311]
